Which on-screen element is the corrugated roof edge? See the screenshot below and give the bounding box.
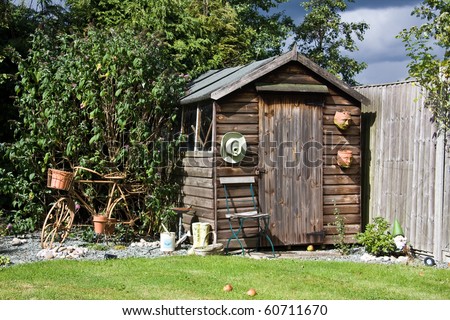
[354,79,417,89]
[183,66,239,97]
[180,57,274,105]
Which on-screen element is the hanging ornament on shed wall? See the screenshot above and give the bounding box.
[220,132,247,164]
[337,149,353,168]
[334,110,352,130]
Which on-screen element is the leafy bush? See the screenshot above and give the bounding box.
[356,217,396,256]
[0,255,11,266]
[0,210,36,236]
[1,27,187,235]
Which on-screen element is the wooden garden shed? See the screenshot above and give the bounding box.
[179,48,370,249]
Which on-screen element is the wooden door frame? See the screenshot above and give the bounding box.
[258,93,324,246]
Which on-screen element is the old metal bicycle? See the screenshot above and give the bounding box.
[41,166,145,249]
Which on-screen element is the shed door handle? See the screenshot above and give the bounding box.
[255,167,266,175]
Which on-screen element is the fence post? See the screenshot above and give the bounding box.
[433,133,445,262]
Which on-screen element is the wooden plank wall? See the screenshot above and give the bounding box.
[357,81,450,261]
[322,90,362,244]
[180,151,215,233]
[215,89,261,248]
[443,144,450,262]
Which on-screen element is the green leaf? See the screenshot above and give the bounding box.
[89,133,101,145]
[44,153,50,164]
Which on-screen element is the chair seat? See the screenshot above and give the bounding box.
[226,211,269,219]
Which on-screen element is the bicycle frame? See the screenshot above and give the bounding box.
[41,166,142,248]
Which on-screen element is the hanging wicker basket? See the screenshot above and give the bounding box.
[47,169,74,191]
[194,231,224,256]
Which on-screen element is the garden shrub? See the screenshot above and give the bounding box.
[356,217,396,256]
[0,27,188,235]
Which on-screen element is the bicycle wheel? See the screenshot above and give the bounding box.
[41,197,75,249]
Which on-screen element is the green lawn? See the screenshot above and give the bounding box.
[0,255,448,300]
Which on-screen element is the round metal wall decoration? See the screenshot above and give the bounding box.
[220,132,247,164]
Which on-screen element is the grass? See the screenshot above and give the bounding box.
[0,255,448,300]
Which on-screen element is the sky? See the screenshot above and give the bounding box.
[276,0,423,85]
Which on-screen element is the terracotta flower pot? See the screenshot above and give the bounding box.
[334,110,352,130]
[337,149,353,168]
[93,215,108,234]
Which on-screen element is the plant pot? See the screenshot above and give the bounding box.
[337,149,353,168]
[105,218,117,235]
[93,215,108,234]
[334,110,352,130]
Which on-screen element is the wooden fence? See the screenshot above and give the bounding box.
[357,81,449,262]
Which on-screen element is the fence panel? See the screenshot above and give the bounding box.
[357,81,449,261]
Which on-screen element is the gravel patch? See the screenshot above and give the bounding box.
[0,232,190,266]
[1,232,448,269]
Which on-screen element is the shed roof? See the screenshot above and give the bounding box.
[180,47,370,105]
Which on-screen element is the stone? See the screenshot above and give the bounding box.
[130,239,161,248]
[11,238,22,246]
[36,249,45,258]
[74,248,86,256]
[397,256,408,264]
[360,253,376,262]
[44,250,55,260]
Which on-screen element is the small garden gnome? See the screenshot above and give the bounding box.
[392,219,407,251]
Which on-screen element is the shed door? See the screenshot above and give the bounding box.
[259,94,323,245]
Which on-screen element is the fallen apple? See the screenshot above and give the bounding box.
[307,245,314,251]
[223,284,233,292]
[246,288,257,296]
